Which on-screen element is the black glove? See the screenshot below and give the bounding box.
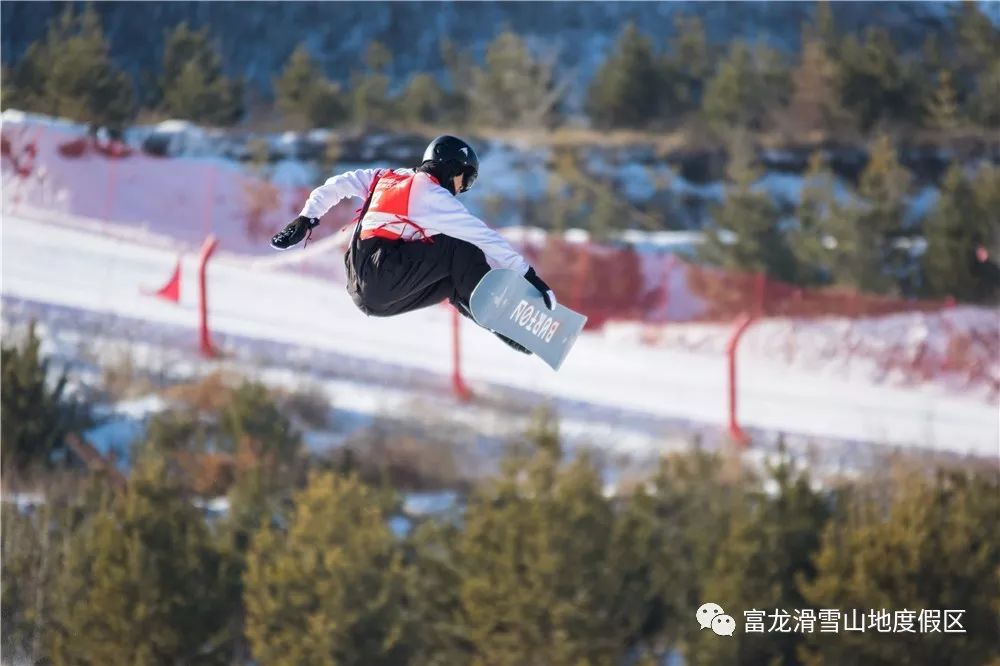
[524,266,557,310]
[271,215,319,250]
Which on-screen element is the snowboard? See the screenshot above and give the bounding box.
[469,268,587,370]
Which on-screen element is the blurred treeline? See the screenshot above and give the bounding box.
[2,2,997,138]
[3,324,999,665]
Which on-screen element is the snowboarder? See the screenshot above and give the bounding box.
[271,135,556,354]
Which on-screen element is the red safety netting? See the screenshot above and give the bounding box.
[524,238,955,328]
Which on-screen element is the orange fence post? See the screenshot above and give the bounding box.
[198,236,219,357]
[726,314,756,446]
[146,258,181,303]
[451,306,471,401]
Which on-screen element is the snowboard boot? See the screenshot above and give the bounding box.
[452,299,531,355]
[493,332,531,355]
[271,216,319,250]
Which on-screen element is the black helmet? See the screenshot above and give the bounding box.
[421,135,479,193]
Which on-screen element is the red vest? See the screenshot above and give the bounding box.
[359,171,436,241]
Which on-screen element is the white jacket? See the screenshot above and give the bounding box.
[300,168,529,274]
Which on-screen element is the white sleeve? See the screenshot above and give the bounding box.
[299,169,380,219]
[415,183,529,274]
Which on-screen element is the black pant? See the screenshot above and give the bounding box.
[346,235,491,317]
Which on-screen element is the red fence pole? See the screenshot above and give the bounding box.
[198,235,219,357]
[726,314,756,446]
[451,306,471,401]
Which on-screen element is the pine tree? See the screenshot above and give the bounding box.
[455,420,653,664]
[398,72,449,125]
[788,152,844,286]
[690,451,830,666]
[837,28,918,131]
[955,1,1000,128]
[2,477,114,664]
[47,450,236,665]
[924,70,960,130]
[586,23,663,129]
[1,322,91,473]
[469,30,563,129]
[640,448,754,659]
[799,465,1000,665]
[702,41,790,133]
[160,23,243,126]
[814,0,838,54]
[969,59,1000,129]
[954,0,1000,79]
[351,41,394,128]
[787,39,844,135]
[439,39,474,126]
[850,135,912,293]
[244,472,411,666]
[921,164,999,303]
[658,15,711,119]
[698,133,797,283]
[7,5,134,130]
[274,45,345,130]
[405,520,472,665]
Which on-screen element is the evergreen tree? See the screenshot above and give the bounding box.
[5,5,133,129]
[1,322,91,473]
[691,452,830,666]
[850,135,912,293]
[813,0,838,54]
[702,41,790,132]
[159,23,242,126]
[921,164,1000,303]
[223,381,301,465]
[405,520,472,665]
[469,30,563,129]
[969,59,1000,128]
[274,45,346,130]
[954,0,1000,82]
[1,499,69,664]
[244,472,410,665]
[2,477,113,664]
[799,466,1000,665]
[837,28,918,131]
[47,451,236,665]
[455,418,655,664]
[586,23,663,129]
[698,134,797,283]
[954,1,1000,128]
[439,38,474,126]
[398,72,449,125]
[351,41,394,128]
[788,152,848,286]
[924,69,960,130]
[787,39,844,134]
[641,449,754,659]
[656,15,711,121]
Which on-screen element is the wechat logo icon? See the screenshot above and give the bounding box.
[697,602,736,637]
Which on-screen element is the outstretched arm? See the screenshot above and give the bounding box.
[299,168,381,219]
[417,183,530,275]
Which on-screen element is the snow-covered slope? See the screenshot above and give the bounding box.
[3,214,996,457]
